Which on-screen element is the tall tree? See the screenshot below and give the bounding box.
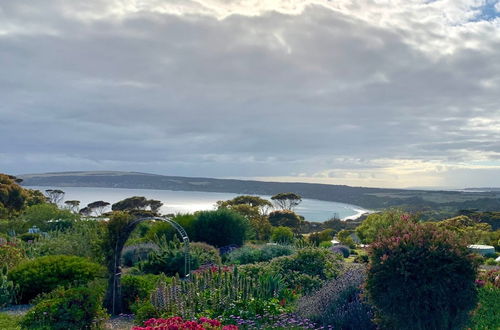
[111,196,149,212]
[271,192,302,210]
[45,189,65,205]
[147,199,163,214]
[87,201,111,216]
[64,200,80,213]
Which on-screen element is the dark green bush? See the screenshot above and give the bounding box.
[330,245,350,258]
[146,214,197,242]
[121,274,159,314]
[8,255,105,303]
[193,209,249,247]
[366,221,478,330]
[121,243,157,267]
[20,286,107,329]
[138,240,199,277]
[18,233,41,242]
[226,244,294,265]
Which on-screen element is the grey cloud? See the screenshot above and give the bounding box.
[1,1,500,187]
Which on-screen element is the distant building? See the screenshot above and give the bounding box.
[468,244,495,256]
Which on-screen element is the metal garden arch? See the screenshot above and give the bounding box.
[108,216,190,315]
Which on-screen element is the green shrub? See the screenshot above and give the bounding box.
[22,204,78,232]
[271,226,294,244]
[20,286,107,330]
[28,220,106,264]
[0,265,17,307]
[193,209,249,247]
[469,284,500,329]
[0,243,26,269]
[226,244,294,265]
[190,242,221,266]
[146,214,197,242]
[138,240,199,277]
[0,313,21,329]
[17,233,41,242]
[366,221,478,330]
[121,274,159,314]
[8,255,105,303]
[269,247,341,294]
[121,243,157,267]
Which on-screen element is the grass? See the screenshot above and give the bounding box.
[469,285,500,330]
[0,313,21,330]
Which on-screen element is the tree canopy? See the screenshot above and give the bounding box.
[271,192,302,210]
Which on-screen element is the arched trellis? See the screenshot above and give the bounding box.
[105,216,190,315]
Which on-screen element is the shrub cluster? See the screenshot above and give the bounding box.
[8,255,105,303]
[20,286,107,329]
[121,274,160,314]
[226,244,295,265]
[366,221,478,330]
[132,317,238,330]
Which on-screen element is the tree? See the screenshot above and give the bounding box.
[268,210,302,232]
[87,201,110,216]
[217,195,273,241]
[193,209,249,247]
[0,174,28,216]
[435,215,492,244]
[271,192,302,210]
[148,199,163,214]
[45,189,65,205]
[64,200,80,213]
[111,196,163,215]
[79,207,92,216]
[355,209,413,244]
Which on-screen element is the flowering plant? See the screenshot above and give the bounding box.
[132,317,238,330]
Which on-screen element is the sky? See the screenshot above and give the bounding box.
[1,0,500,189]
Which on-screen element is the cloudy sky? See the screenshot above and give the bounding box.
[1,0,500,188]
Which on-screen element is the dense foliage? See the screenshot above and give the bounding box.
[298,264,374,329]
[226,244,295,265]
[133,317,238,330]
[8,255,105,303]
[20,286,107,330]
[193,209,249,247]
[366,220,478,329]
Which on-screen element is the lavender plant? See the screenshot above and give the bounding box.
[297,264,375,329]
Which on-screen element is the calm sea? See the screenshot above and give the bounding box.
[26,186,369,222]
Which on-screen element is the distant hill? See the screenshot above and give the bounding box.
[18,171,500,216]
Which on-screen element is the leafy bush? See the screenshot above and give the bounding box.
[22,203,78,231]
[193,209,250,247]
[298,264,375,329]
[0,242,26,269]
[146,214,197,242]
[330,245,350,258]
[28,220,106,264]
[8,255,105,303]
[0,265,17,307]
[138,239,198,277]
[366,221,478,330]
[20,286,107,330]
[190,242,221,266]
[269,247,342,294]
[226,244,295,265]
[469,284,500,329]
[271,226,294,244]
[17,233,41,242]
[121,274,160,314]
[122,243,157,267]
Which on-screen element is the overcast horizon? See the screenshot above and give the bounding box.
[2,1,500,189]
